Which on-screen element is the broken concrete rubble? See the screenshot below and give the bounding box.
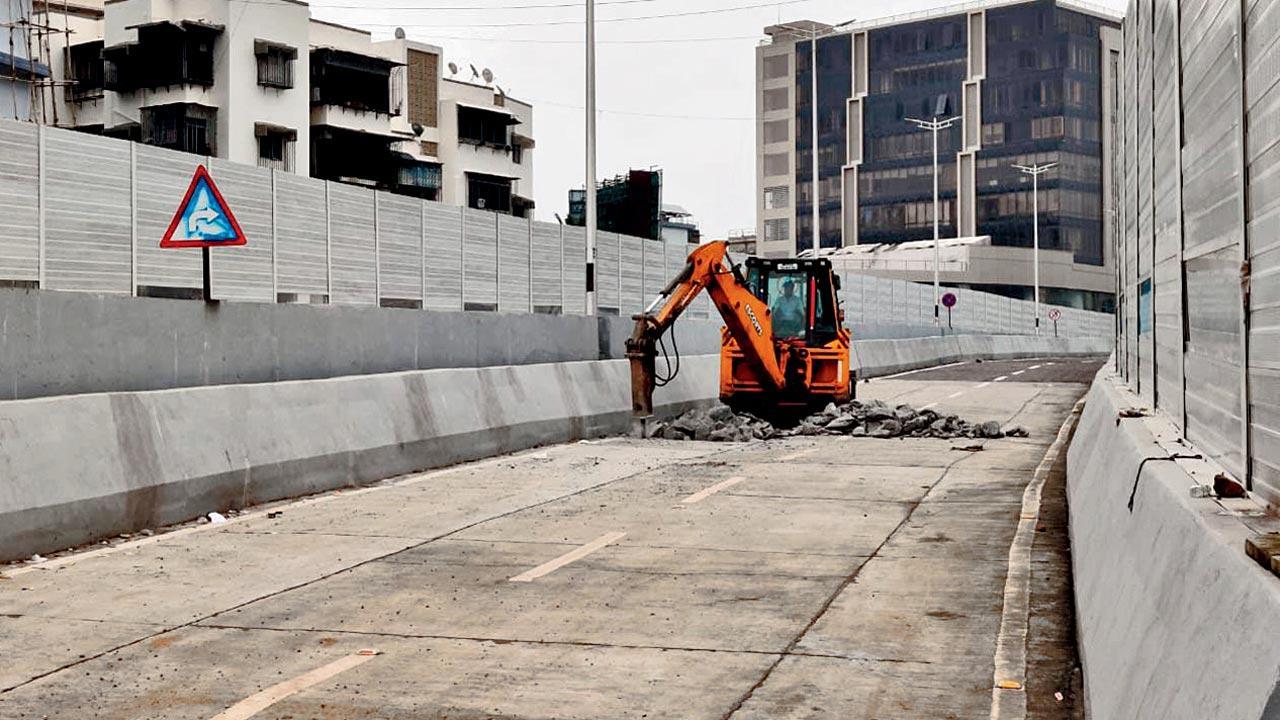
[649,399,1024,442]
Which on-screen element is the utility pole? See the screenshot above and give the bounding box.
[584,0,597,315]
[1013,162,1057,335]
[905,115,959,329]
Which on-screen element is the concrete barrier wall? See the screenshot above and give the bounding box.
[0,287,725,401]
[1067,367,1280,719]
[0,286,1108,402]
[852,334,1112,378]
[0,333,1113,562]
[0,354,719,562]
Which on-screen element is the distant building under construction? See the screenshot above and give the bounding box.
[568,169,700,244]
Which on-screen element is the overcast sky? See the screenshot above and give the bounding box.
[311,0,1126,239]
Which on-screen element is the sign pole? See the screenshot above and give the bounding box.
[202,246,215,304]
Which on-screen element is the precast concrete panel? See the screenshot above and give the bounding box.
[42,130,131,294]
[463,207,497,310]
[531,220,562,311]
[1152,0,1185,427]
[0,120,37,282]
[642,238,665,304]
[423,202,463,311]
[596,231,620,312]
[273,171,329,298]
[134,144,204,293]
[1246,0,1280,499]
[1179,0,1247,479]
[1136,0,1156,404]
[619,234,643,315]
[561,224,586,315]
[376,193,424,304]
[207,158,274,302]
[328,182,377,306]
[497,214,530,313]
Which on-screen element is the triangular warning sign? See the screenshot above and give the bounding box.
[160,165,248,248]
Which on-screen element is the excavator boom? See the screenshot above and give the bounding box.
[626,241,850,419]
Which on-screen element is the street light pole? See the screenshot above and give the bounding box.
[1012,161,1057,335]
[584,0,597,315]
[809,33,819,254]
[905,115,959,329]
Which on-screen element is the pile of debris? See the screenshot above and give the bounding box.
[649,399,1028,443]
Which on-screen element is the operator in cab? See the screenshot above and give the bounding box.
[771,279,806,339]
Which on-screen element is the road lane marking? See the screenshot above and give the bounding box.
[1027,365,1042,371]
[988,397,1085,720]
[509,532,626,582]
[681,476,746,504]
[211,650,379,720]
[1010,370,1025,376]
[975,382,992,389]
[774,449,810,462]
[948,391,965,398]
[993,375,1009,382]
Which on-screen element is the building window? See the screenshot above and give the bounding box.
[310,48,396,115]
[982,122,1005,145]
[763,119,789,144]
[142,103,216,155]
[104,22,218,92]
[764,186,790,210]
[421,140,439,156]
[763,53,789,80]
[255,124,296,172]
[764,152,789,177]
[1030,115,1065,139]
[467,172,513,213]
[66,40,104,101]
[764,218,790,243]
[457,105,512,147]
[255,41,296,89]
[763,87,789,112]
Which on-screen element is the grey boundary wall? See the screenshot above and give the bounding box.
[1068,364,1280,719]
[0,286,1107,402]
[0,335,1110,562]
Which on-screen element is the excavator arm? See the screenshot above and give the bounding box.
[625,241,786,417]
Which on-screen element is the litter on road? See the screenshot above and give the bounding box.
[649,399,1028,443]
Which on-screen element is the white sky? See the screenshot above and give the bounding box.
[311,0,1126,239]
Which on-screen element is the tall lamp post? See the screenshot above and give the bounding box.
[584,0,597,315]
[1012,161,1057,335]
[905,115,960,328]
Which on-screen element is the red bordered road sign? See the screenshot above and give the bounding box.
[160,165,247,249]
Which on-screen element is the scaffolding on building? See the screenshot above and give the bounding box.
[2,0,77,122]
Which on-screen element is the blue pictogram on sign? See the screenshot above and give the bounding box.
[160,165,247,248]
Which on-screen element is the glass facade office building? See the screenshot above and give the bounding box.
[767,0,1118,267]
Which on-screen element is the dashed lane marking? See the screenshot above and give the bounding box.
[681,476,746,504]
[210,650,379,720]
[993,375,1009,382]
[509,532,627,583]
[1010,370,1025,376]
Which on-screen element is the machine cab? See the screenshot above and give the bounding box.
[741,257,843,346]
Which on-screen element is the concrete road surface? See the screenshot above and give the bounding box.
[0,356,1102,719]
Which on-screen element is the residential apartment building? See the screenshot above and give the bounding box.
[28,0,533,215]
[756,0,1121,309]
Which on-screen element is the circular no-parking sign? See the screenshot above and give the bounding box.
[941,292,957,308]
[1048,308,1062,321]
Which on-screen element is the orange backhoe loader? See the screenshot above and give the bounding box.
[626,240,852,419]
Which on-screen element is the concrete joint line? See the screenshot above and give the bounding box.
[988,397,1086,720]
[210,650,379,720]
[682,476,746,504]
[719,453,978,720]
[509,532,627,582]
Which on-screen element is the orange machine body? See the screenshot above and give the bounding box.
[626,242,852,418]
